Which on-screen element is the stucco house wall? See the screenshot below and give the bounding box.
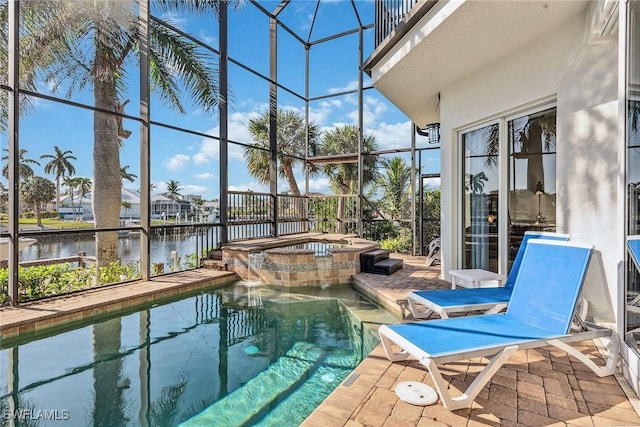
[438,9,633,385]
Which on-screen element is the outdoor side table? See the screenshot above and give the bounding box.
[448,269,506,289]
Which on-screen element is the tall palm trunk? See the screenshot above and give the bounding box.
[336,180,351,234]
[283,163,300,196]
[92,318,126,425]
[93,32,122,269]
[55,177,61,213]
[35,203,43,227]
[525,121,545,192]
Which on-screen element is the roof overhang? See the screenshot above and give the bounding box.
[364,0,592,126]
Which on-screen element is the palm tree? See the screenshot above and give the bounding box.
[376,157,412,220]
[320,125,378,195]
[120,165,137,184]
[164,180,182,200]
[76,177,92,220]
[121,201,132,219]
[466,171,489,194]
[513,114,556,192]
[63,176,79,218]
[244,109,320,196]
[1,148,40,180]
[482,111,556,192]
[319,124,378,232]
[40,146,76,214]
[8,0,238,268]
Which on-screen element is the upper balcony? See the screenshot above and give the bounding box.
[364,0,602,127]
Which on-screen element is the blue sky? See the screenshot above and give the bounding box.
[9,0,440,201]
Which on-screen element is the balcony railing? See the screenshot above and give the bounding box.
[226,191,359,240]
[375,0,421,46]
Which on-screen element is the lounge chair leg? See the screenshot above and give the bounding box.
[484,303,508,315]
[547,336,619,377]
[407,297,435,319]
[379,330,411,362]
[423,345,519,411]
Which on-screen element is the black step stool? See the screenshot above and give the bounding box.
[372,258,403,275]
[360,249,390,273]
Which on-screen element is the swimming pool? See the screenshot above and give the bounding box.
[0,283,396,426]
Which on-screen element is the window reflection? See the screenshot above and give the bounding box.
[462,123,499,271]
[508,108,557,268]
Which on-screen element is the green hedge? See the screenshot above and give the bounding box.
[0,262,140,304]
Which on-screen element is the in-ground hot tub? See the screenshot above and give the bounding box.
[221,234,379,287]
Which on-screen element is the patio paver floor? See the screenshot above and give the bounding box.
[302,253,640,427]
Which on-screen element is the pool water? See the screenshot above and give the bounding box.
[281,241,345,256]
[0,283,395,426]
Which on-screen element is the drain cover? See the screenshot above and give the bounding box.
[394,381,438,406]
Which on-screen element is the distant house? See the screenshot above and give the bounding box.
[202,200,220,222]
[150,195,194,219]
[57,187,142,220]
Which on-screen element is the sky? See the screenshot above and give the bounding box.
[9,0,441,201]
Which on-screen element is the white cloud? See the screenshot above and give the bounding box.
[311,83,397,129]
[228,182,269,193]
[229,143,246,161]
[309,100,336,126]
[182,184,209,194]
[196,172,217,180]
[158,11,189,30]
[370,121,412,151]
[193,109,262,165]
[164,154,190,171]
[193,135,218,165]
[198,31,217,47]
[152,181,167,194]
[308,177,332,194]
[363,95,390,124]
[328,81,359,94]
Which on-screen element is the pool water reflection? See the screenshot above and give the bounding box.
[0,283,395,426]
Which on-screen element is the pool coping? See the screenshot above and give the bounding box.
[0,269,237,340]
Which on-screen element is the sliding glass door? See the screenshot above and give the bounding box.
[461,107,556,274]
[462,123,499,271]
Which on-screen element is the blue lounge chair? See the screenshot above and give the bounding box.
[407,231,570,318]
[379,240,618,410]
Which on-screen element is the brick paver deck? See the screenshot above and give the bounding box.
[303,253,640,427]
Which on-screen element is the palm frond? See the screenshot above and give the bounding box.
[148,49,184,114]
[319,124,378,194]
[149,20,219,114]
[153,0,245,15]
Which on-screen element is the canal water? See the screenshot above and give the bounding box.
[18,230,214,269]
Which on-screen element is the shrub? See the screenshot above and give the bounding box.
[0,261,141,304]
[379,226,413,253]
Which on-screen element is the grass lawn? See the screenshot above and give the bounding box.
[0,218,94,229]
[0,218,176,230]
